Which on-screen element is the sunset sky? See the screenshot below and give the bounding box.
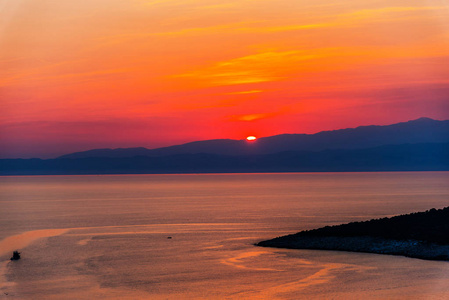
[1,0,449,158]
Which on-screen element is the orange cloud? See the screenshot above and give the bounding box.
[224,90,263,95]
[173,50,322,86]
[144,5,445,38]
[228,112,280,122]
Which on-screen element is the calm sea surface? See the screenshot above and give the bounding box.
[1,172,449,299]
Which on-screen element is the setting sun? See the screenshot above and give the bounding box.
[246,136,257,141]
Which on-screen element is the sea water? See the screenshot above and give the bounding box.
[1,172,449,299]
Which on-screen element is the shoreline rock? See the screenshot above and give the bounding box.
[257,207,449,261]
[257,236,449,261]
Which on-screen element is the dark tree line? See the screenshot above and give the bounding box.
[297,207,449,244]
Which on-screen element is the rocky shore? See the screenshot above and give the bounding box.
[257,207,449,261]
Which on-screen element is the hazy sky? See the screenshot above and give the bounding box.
[1,0,449,158]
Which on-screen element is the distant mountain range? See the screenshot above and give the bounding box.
[59,117,449,159]
[1,117,449,175]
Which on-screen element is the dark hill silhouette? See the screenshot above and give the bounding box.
[58,117,449,159]
[1,142,448,175]
[257,207,449,261]
[59,139,243,158]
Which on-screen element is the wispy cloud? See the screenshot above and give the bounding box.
[141,0,251,9]
[250,5,446,33]
[228,113,277,122]
[152,21,258,37]
[151,5,445,37]
[174,50,322,86]
[224,90,263,95]
[0,66,130,87]
[344,6,445,19]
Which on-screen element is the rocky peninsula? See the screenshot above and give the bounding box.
[257,207,449,261]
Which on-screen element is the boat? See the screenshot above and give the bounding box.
[10,251,21,261]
